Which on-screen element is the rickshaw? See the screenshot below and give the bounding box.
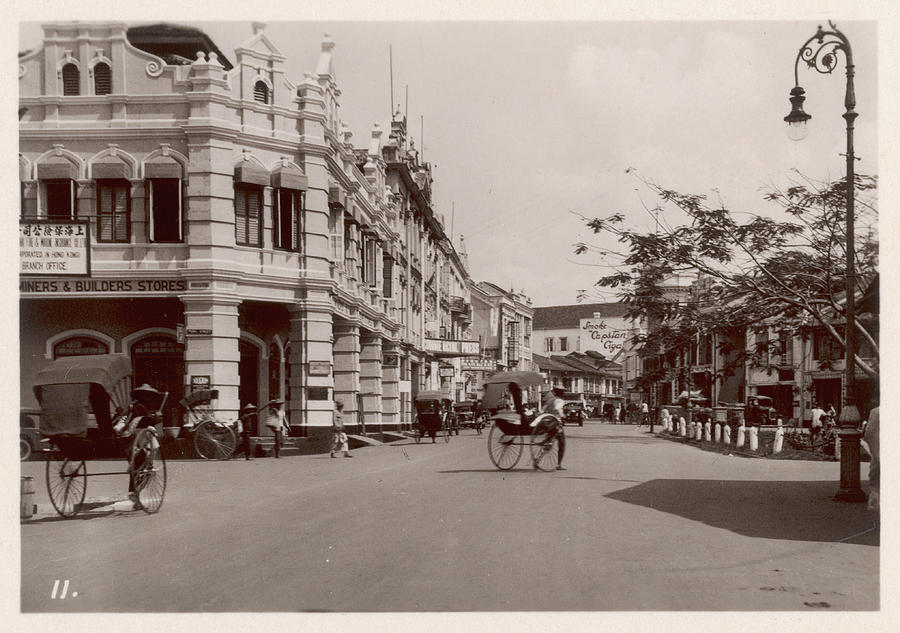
[34,354,167,517]
[453,400,486,434]
[180,389,238,460]
[413,391,452,443]
[483,371,563,471]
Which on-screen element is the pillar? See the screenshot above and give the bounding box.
[333,321,360,432]
[181,296,241,419]
[382,342,400,430]
[360,331,383,432]
[289,304,333,442]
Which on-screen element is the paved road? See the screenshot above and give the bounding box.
[21,421,878,612]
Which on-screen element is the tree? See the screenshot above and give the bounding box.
[575,171,879,382]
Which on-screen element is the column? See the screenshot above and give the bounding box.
[333,321,360,432]
[382,343,400,430]
[360,331,383,432]
[181,296,241,419]
[288,304,333,443]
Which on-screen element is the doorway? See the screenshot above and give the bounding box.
[239,340,260,433]
[131,335,184,426]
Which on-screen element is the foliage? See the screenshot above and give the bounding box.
[576,171,879,380]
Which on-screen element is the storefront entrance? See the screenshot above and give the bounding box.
[131,336,184,426]
[239,340,260,433]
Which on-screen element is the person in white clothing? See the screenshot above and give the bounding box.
[537,387,566,470]
[810,404,825,444]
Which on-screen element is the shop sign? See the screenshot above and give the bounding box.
[307,386,330,400]
[19,277,187,295]
[424,338,480,356]
[462,358,496,371]
[186,329,212,336]
[190,376,211,391]
[20,221,90,276]
[439,367,456,378]
[580,318,629,356]
[308,361,331,376]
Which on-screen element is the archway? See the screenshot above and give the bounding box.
[131,335,184,426]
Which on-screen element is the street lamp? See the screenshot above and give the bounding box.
[785,22,865,502]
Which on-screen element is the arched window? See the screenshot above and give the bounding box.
[62,63,80,96]
[253,80,269,104]
[93,62,111,95]
[53,336,109,358]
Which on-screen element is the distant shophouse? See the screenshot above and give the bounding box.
[18,21,476,445]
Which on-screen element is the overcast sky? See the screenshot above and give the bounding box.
[16,10,882,308]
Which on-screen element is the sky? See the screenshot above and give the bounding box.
[14,7,885,309]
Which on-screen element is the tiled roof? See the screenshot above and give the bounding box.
[533,302,629,329]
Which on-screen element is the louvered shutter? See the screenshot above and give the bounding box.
[62,64,79,96]
[235,188,247,244]
[98,183,112,241]
[247,188,260,245]
[94,63,111,95]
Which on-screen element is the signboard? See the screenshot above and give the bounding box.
[186,328,212,336]
[307,386,330,401]
[308,361,331,376]
[19,277,187,295]
[439,366,456,378]
[462,358,497,372]
[424,338,480,356]
[190,376,211,391]
[20,221,90,276]
[383,353,399,367]
[580,318,629,357]
[176,324,185,344]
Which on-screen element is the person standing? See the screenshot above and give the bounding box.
[810,403,825,445]
[536,386,567,470]
[265,398,288,458]
[640,401,649,426]
[331,400,352,458]
[238,403,256,460]
[864,406,879,514]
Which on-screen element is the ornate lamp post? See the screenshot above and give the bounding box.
[784,22,865,502]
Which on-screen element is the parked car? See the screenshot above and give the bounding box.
[561,402,584,426]
[20,409,47,461]
[453,401,486,432]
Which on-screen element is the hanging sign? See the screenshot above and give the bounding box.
[20,221,90,276]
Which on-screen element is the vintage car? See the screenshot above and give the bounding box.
[561,401,584,426]
[452,400,486,433]
[20,408,48,461]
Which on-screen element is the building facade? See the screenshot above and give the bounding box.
[18,21,477,445]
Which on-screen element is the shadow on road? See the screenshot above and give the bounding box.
[572,434,661,444]
[605,479,879,545]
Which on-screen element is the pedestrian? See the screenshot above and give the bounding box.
[745,397,764,427]
[265,398,288,458]
[864,406,879,515]
[810,403,825,445]
[331,400,352,458]
[640,401,649,426]
[537,386,567,470]
[614,404,621,425]
[238,403,256,460]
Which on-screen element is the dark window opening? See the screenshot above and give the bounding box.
[235,183,262,246]
[274,188,302,251]
[93,62,111,95]
[96,179,130,242]
[62,63,80,96]
[149,179,182,242]
[253,81,269,104]
[45,180,74,219]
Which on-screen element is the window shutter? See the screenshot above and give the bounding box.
[99,184,112,241]
[292,191,301,251]
[114,185,127,241]
[383,254,393,298]
[254,81,268,103]
[235,189,247,244]
[247,189,260,245]
[94,63,111,95]
[62,64,79,96]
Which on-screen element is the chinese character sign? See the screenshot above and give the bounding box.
[20,221,89,276]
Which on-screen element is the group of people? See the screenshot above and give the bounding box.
[809,402,838,443]
[234,398,352,460]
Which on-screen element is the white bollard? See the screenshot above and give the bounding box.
[749,426,759,451]
[695,421,703,441]
[714,423,722,443]
[774,422,784,454]
[679,417,686,437]
[723,424,731,445]
[704,421,712,442]
[736,424,746,448]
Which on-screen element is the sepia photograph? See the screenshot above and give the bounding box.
[11,1,893,629]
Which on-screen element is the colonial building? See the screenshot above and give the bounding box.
[18,21,476,446]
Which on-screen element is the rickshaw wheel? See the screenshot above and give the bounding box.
[487,423,521,470]
[132,428,166,514]
[530,430,560,471]
[194,420,237,460]
[45,452,87,517]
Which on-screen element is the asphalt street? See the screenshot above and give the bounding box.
[20,420,878,612]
